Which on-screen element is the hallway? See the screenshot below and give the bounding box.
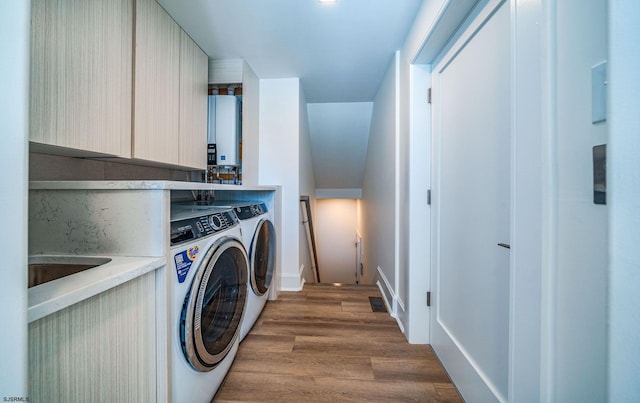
[213,283,461,402]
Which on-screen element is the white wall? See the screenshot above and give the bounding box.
[316,199,358,284]
[0,0,29,397]
[298,85,316,284]
[241,61,260,186]
[307,102,373,195]
[361,53,398,310]
[553,1,608,401]
[395,52,408,328]
[608,2,640,401]
[259,78,304,291]
[403,0,448,61]
[360,0,445,327]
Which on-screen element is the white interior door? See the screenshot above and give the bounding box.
[430,1,511,402]
[316,199,358,284]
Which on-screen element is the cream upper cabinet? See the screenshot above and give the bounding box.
[178,31,208,170]
[30,0,133,157]
[133,0,181,166]
[134,0,207,169]
[30,0,208,169]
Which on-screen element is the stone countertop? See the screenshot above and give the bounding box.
[29,180,278,191]
[28,255,165,323]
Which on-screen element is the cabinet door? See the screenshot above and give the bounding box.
[134,0,180,165]
[29,272,157,402]
[30,0,133,157]
[178,31,208,169]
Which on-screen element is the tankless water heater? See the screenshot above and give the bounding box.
[207,95,240,166]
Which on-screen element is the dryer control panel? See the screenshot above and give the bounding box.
[234,202,268,220]
[170,211,237,246]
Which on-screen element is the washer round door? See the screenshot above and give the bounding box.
[181,237,248,372]
[249,219,276,296]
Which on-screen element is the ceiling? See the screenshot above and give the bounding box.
[157,0,423,192]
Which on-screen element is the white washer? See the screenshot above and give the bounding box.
[169,204,248,403]
[176,200,276,341]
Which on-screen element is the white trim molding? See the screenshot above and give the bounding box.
[376,266,407,334]
[315,188,362,199]
[509,0,544,401]
[376,280,394,315]
[376,266,395,313]
[395,297,407,334]
[280,265,305,292]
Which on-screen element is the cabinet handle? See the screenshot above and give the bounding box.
[497,243,511,249]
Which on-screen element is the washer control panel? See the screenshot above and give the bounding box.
[234,202,268,220]
[170,211,237,246]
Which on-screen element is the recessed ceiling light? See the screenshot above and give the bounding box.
[319,0,337,3]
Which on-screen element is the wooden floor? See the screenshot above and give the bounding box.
[213,283,463,402]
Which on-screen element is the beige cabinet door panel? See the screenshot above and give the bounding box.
[30,0,133,157]
[179,31,208,169]
[134,0,180,165]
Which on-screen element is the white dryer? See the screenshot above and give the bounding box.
[224,201,276,341]
[169,204,248,403]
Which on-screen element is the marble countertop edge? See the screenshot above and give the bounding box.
[28,255,166,323]
[29,180,278,191]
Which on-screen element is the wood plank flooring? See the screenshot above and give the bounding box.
[213,283,462,402]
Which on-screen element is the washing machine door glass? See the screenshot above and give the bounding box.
[182,237,247,372]
[250,219,276,296]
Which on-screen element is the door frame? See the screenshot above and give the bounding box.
[508,0,544,401]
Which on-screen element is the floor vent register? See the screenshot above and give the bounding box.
[368,296,387,313]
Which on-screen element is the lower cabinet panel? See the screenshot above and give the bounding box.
[29,272,156,403]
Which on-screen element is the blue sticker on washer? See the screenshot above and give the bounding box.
[174,246,199,283]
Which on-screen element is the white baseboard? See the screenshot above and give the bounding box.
[395,297,406,334]
[279,265,305,292]
[376,266,408,336]
[376,266,394,314]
